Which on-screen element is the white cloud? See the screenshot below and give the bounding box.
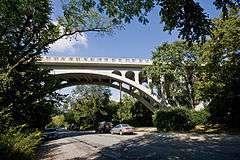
[49,33,88,53]
[49,21,88,53]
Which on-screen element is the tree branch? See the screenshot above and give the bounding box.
[5,26,111,77]
[44,26,112,47]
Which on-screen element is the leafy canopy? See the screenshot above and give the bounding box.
[64,85,112,129]
[70,0,240,42]
[145,41,201,108]
[0,0,116,130]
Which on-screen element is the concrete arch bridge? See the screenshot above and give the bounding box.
[39,56,161,112]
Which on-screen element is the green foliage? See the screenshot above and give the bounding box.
[115,94,136,123]
[0,108,13,131]
[147,8,240,129]
[63,85,113,130]
[198,8,240,100]
[59,0,114,34]
[197,8,240,128]
[153,107,194,131]
[0,127,41,160]
[0,0,62,130]
[63,91,153,129]
[0,0,115,131]
[209,96,240,128]
[145,41,201,108]
[153,108,210,131]
[72,0,239,42]
[113,95,153,126]
[130,101,153,127]
[51,115,66,128]
[191,109,210,125]
[96,0,212,42]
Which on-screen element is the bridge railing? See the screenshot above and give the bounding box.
[40,56,152,65]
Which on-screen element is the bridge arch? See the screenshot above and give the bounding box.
[53,70,160,112]
[139,71,148,84]
[58,82,154,112]
[112,70,122,76]
[125,71,135,81]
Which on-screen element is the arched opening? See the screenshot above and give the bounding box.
[54,72,159,112]
[139,72,148,84]
[125,71,135,81]
[55,84,154,131]
[112,81,120,86]
[112,70,122,76]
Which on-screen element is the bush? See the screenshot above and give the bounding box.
[51,115,66,128]
[208,96,240,129]
[153,107,210,132]
[0,126,41,160]
[191,109,210,125]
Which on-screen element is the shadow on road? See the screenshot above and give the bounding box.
[91,133,240,160]
[39,131,95,159]
[39,141,72,159]
[42,130,96,141]
[39,131,240,160]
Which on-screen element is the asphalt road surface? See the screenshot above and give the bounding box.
[39,132,240,160]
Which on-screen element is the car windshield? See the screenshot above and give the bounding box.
[121,124,130,127]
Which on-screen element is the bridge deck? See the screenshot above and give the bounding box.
[40,56,152,68]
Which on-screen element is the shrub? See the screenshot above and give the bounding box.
[191,109,210,125]
[153,107,210,131]
[153,107,194,131]
[208,96,240,129]
[0,126,41,160]
[51,115,66,128]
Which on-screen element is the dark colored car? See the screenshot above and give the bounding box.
[96,121,113,133]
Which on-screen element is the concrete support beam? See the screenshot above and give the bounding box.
[134,71,140,84]
[120,71,127,78]
[147,77,152,84]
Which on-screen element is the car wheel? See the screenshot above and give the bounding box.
[119,131,123,135]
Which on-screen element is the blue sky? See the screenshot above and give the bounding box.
[49,0,220,59]
[50,0,220,100]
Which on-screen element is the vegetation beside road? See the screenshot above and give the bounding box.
[49,85,153,131]
[147,8,240,130]
[0,126,41,160]
[153,108,210,132]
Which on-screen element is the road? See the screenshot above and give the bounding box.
[39,132,240,160]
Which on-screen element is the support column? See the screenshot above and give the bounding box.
[147,77,152,86]
[134,71,140,84]
[121,71,127,78]
[147,77,153,94]
[119,82,122,103]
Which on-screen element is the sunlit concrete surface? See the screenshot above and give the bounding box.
[39,132,240,160]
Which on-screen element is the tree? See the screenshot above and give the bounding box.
[0,0,61,130]
[115,94,136,123]
[114,94,153,126]
[131,101,153,127]
[69,0,239,43]
[64,85,112,130]
[198,8,240,127]
[52,115,65,128]
[0,0,115,130]
[145,41,201,108]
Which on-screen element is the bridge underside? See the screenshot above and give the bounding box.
[56,73,159,112]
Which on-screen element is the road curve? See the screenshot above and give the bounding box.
[39,132,240,160]
[39,132,144,160]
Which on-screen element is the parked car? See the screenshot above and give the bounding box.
[96,121,113,133]
[110,124,134,135]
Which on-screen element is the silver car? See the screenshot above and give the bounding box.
[110,124,134,135]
